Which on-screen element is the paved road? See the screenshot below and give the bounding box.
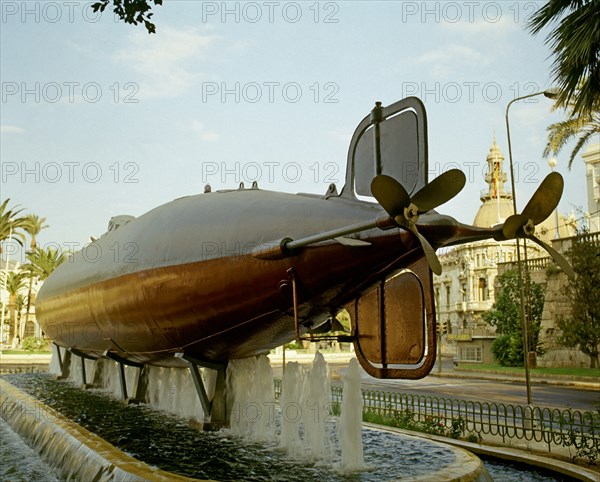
[272,358,599,412]
[357,372,598,411]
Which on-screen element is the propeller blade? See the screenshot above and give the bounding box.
[529,236,575,278]
[522,172,564,225]
[503,214,529,239]
[411,169,467,213]
[407,224,442,275]
[371,175,411,218]
[502,173,564,239]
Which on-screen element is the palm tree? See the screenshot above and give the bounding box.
[543,106,600,168]
[0,198,26,256]
[15,293,26,339]
[527,0,600,117]
[22,247,67,282]
[22,215,48,252]
[2,271,27,345]
[21,214,49,324]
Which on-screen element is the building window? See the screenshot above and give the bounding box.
[479,278,487,301]
[460,346,482,362]
[445,285,451,310]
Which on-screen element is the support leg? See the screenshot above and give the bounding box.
[53,343,63,374]
[80,355,87,387]
[102,351,143,403]
[210,366,227,425]
[132,365,149,404]
[175,353,228,428]
[92,358,104,387]
[117,361,128,400]
[57,350,71,380]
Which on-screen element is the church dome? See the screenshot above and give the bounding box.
[473,197,514,228]
[473,137,514,228]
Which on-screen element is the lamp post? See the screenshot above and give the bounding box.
[548,157,560,239]
[0,222,13,354]
[505,88,558,406]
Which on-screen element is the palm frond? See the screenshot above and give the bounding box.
[528,0,600,117]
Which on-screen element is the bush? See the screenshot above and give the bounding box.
[492,334,523,367]
[284,340,303,350]
[492,335,512,366]
[21,337,48,352]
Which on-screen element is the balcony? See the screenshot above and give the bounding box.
[451,327,497,338]
[454,301,493,312]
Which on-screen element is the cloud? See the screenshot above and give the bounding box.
[190,120,219,142]
[414,44,487,79]
[442,16,518,35]
[0,125,25,134]
[114,27,218,98]
[416,43,484,65]
[227,39,255,54]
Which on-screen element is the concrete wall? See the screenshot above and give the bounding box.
[537,272,590,368]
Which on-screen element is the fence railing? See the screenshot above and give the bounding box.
[273,379,600,460]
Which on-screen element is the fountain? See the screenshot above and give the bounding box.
[280,361,303,455]
[338,357,367,472]
[1,350,505,481]
[227,355,277,441]
[300,351,335,462]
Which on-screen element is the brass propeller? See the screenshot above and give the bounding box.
[502,172,574,278]
[503,172,564,238]
[371,169,466,275]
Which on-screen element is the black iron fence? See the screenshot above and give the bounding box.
[273,379,600,461]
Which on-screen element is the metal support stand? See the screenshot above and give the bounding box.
[92,358,105,387]
[103,351,143,404]
[57,349,71,380]
[68,348,96,389]
[53,343,63,373]
[133,365,149,403]
[175,353,227,428]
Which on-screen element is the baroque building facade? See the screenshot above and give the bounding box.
[583,142,600,232]
[433,138,575,363]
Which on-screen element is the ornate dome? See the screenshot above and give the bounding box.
[473,137,514,228]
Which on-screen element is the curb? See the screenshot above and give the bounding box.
[430,371,600,389]
[0,379,211,482]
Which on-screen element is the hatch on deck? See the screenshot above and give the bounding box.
[107,215,136,232]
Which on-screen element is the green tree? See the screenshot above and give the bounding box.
[15,293,25,339]
[21,215,49,325]
[92,0,163,33]
[22,247,67,282]
[557,234,600,368]
[483,269,546,366]
[528,0,600,118]
[0,199,26,256]
[542,105,600,168]
[2,271,27,344]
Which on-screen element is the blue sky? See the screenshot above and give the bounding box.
[0,1,591,262]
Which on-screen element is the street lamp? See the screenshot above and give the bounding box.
[548,157,560,239]
[505,88,559,406]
